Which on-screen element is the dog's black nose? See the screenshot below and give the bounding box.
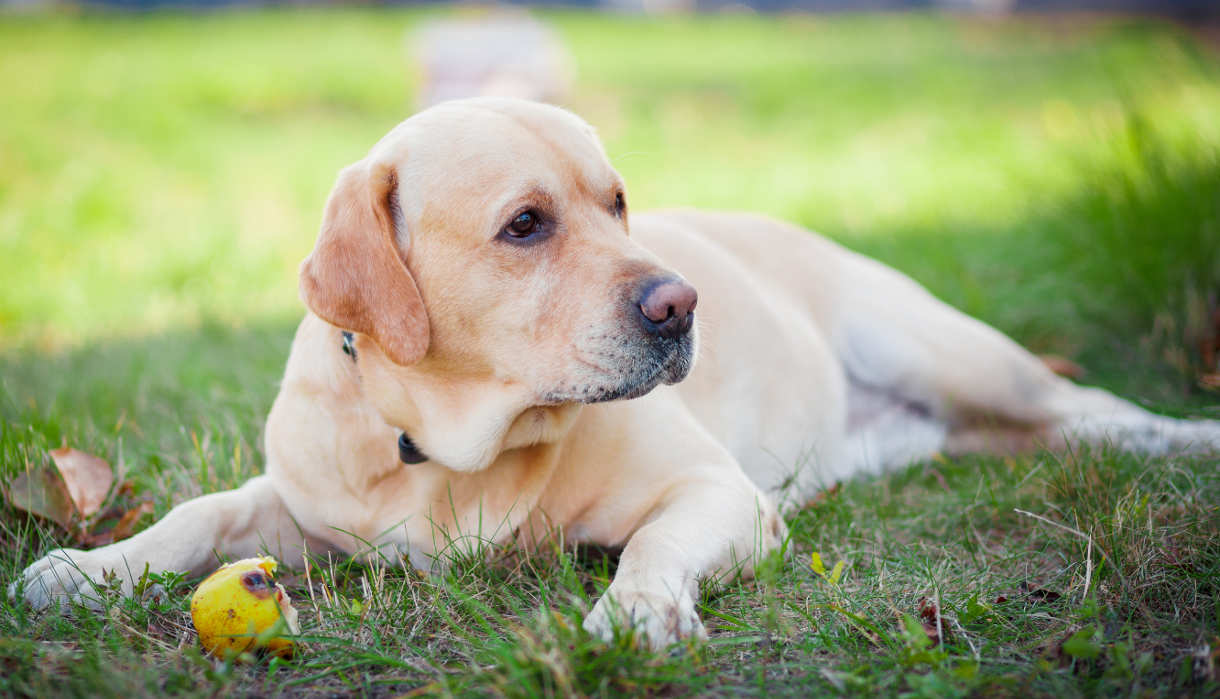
[637,278,698,340]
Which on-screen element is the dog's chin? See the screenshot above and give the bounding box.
[584,370,666,404]
[544,336,696,405]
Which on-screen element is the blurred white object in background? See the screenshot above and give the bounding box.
[933,0,1015,13]
[411,11,575,109]
[604,0,695,13]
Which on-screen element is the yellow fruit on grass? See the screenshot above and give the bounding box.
[190,556,300,659]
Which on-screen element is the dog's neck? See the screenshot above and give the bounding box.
[348,331,582,473]
[342,331,430,465]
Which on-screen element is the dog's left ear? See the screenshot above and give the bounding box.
[299,159,430,365]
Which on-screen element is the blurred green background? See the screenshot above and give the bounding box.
[3,11,1219,368]
[1,9,1218,421]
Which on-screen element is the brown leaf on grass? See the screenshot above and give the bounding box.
[1197,300,1220,373]
[80,501,155,547]
[5,466,77,529]
[4,446,126,542]
[1039,354,1086,379]
[918,597,937,622]
[917,597,949,645]
[799,482,842,511]
[1019,581,1063,604]
[49,446,114,518]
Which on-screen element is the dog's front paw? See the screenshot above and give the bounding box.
[583,582,707,650]
[8,548,130,611]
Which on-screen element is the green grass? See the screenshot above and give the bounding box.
[2,7,1220,697]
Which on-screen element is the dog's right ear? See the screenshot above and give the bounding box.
[299,160,430,366]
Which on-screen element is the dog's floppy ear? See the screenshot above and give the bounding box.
[299,160,429,366]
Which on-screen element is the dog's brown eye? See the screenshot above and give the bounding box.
[507,211,538,237]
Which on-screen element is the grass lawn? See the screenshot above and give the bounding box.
[2,7,1220,697]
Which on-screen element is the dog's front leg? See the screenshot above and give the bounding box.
[582,480,785,649]
[10,475,314,610]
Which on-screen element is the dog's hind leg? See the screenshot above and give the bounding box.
[10,475,321,610]
[830,248,1220,457]
[838,378,948,475]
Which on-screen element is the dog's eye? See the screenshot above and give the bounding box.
[614,192,625,218]
[506,210,539,238]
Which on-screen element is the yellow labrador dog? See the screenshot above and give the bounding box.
[13,98,1220,648]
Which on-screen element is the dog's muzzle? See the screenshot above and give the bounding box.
[542,276,698,405]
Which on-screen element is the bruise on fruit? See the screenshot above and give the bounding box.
[240,570,274,599]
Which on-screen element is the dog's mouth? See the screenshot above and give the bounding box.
[542,333,696,405]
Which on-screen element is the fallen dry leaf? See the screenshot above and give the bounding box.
[2,446,149,547]
[917,596,948,645]
[5,466,77,529]
[1199,373,1220,391]
[1019,581,1063,604]
[81,501,155,547]
[49,445,114,518]
[1039,354,1086,380]
[1197,299,1220,372]
[918,597,938,622]
[799,482,842,511]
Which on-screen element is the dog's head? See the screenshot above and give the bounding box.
[299,98,697,469]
